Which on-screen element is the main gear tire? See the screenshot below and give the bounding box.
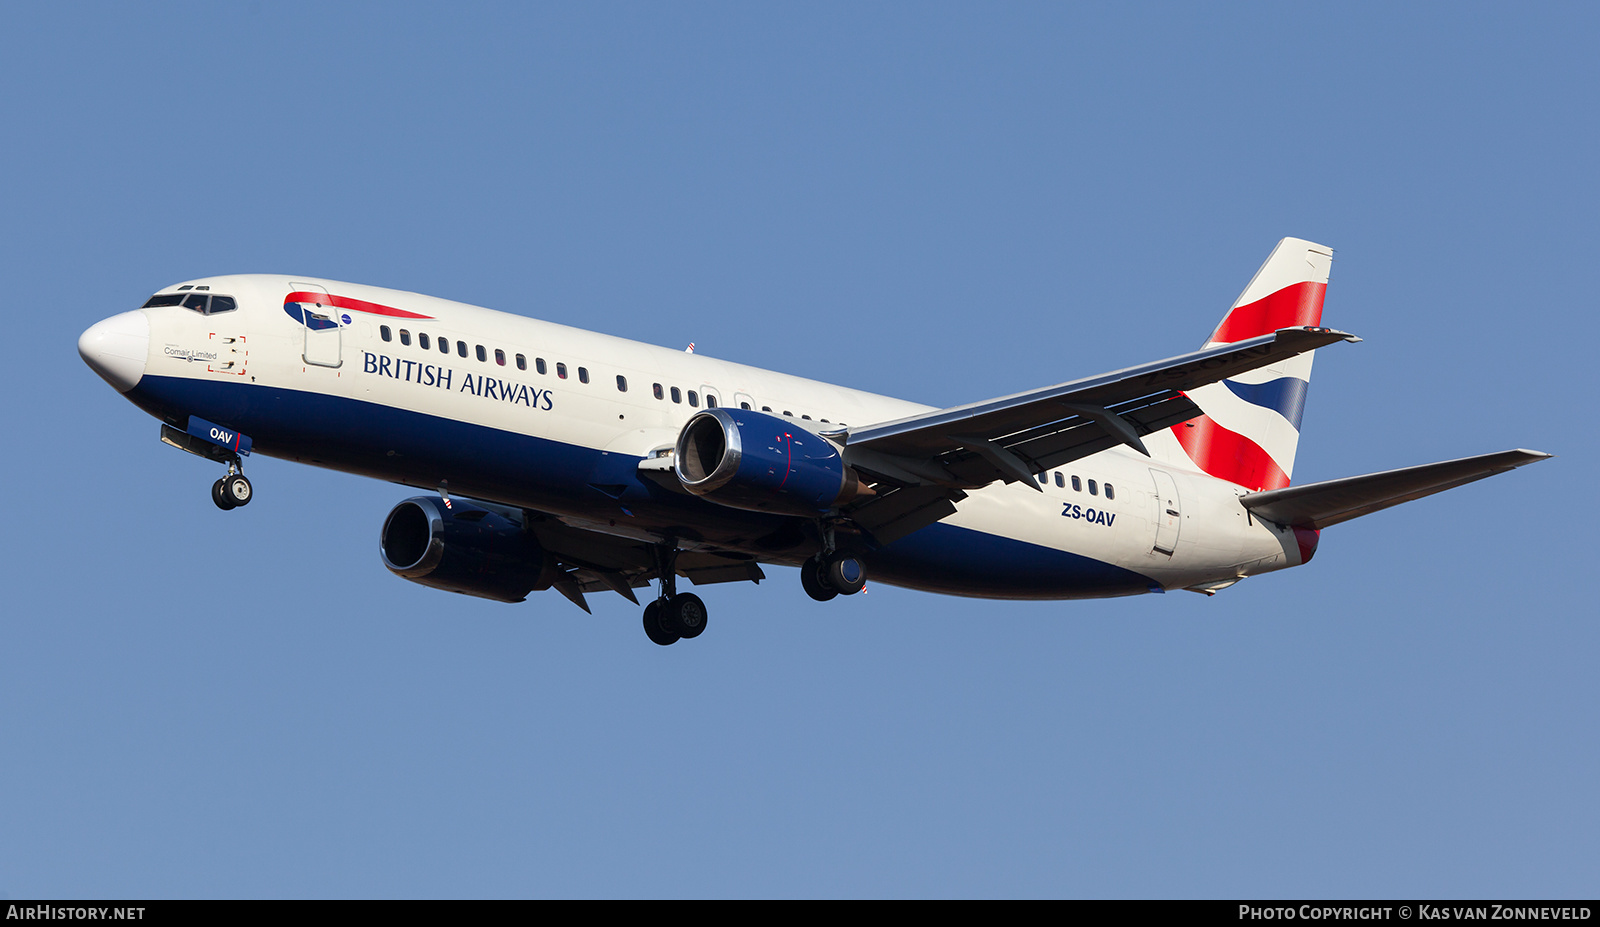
[664,593,708,639]
[643,600,679,646]
[801,556,838,602]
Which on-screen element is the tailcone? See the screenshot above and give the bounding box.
[1294,526,1321,564]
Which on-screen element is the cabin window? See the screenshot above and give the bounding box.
[1054,472,1064,488]
[475,344,486,362]
[1105,484,1115,500]
[1088,479,1098,496]
[1037,473,1048,486]
[1071,475,1082,492]
[457,341,468,358]
[399,329,411,346]
[671,387,682,404]
[761,406,772,412]
[494,348,506,366]
[741,402,751,410]
[653,383,664,400]
[616,375,628,392]
[578,367,589,384]
[706,394,717,408]
[438,338,449,354]
[556,363,568,379]
[516,354,526,371]
[536,358,547,375]
[380,325,392,342]
[688,390,699,407]
[419,333,430,350]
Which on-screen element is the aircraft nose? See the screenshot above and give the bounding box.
[79,310,150,392]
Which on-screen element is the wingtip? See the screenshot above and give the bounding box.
[1275,325,1360,344]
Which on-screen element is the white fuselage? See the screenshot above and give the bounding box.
[95,274,1312,599]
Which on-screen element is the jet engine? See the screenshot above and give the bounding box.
[674,408,868,516]
[379,496,551,603]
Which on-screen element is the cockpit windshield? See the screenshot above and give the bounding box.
[142,292,237,314]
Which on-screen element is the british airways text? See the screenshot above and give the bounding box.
[362,352,554,410]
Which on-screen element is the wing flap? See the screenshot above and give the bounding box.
[844,485,966,546]
[676,556,766,586]
[1240,449,1552,529]
[525,516,766,607]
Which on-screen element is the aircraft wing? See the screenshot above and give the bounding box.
[521,513,765,613]
[831,326,1356,545]
[843,326,1357,489]
[1239,448,1553,529]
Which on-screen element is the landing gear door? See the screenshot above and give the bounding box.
[1149,468,1182,556]
[291,281,343,368]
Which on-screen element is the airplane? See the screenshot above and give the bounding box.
[77,238,1550,645]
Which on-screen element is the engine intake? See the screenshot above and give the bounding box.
[379,496,551,602]
[674,408,865,516]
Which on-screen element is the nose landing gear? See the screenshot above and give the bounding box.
[211,462,253,510]
[157,421,256,512]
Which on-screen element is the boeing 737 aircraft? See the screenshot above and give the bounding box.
[78,239,1549,644]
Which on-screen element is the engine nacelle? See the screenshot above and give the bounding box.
[379,496,551,603]
[674,408,866,516]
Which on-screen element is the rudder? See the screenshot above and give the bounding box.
[1159,238,1333,491]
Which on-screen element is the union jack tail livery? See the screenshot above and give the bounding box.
[1161,238,1333,491]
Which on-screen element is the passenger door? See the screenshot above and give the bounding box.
[1149,468,1182,556]
[291,281,343,368]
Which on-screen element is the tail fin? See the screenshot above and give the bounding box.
[1162,238,1334,491]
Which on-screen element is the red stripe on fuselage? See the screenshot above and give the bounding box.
[1172,415,1290,492]
[1209,281,1326,344]
[284,291,434,320]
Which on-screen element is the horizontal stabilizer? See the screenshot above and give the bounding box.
[1240,449,1552,529]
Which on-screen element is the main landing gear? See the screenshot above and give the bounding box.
[642,543,708,646]
[636,529,866,646]
[642,594,707,646]
[800,551,868,601]
[801,520,868,602]
[211,460,253,511]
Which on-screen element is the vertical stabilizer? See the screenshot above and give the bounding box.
[1159,238,1333,491]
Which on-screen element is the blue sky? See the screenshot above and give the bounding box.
[3,2,1594,898]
